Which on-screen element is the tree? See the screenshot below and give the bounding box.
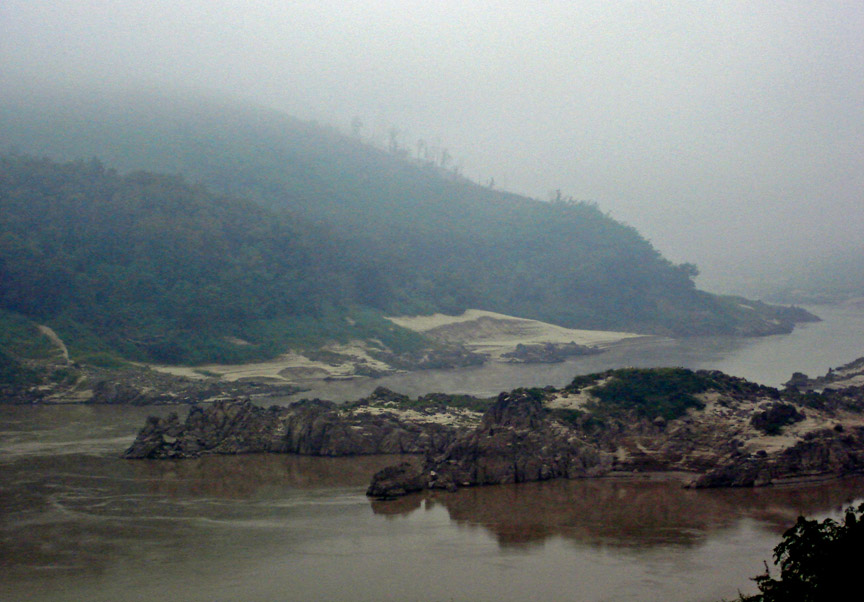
[678,262,700,280]
[350,116,363,138]
[736,503,864,601]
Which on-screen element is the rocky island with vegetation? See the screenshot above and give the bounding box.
[121,361,864,498]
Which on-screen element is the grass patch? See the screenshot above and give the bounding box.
[0,349,42,386]
[76,352,131,369]
[0,309,56,360]
[568,367,715,421]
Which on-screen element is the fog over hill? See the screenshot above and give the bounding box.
[2,1,862,296]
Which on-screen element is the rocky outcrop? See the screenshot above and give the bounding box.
[370,345,488,371]
[501,342,601,363]
[121,366,864,498]
[123,391,470,459]
[691,427,864,488]
[367,370,864,498]
[365,462,428,498]
[784,356,864,392]
[1,361,304,405]
[367,389,613,498]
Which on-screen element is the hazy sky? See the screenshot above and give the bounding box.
[2,1,862,293]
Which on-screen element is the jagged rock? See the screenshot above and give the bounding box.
[367,372,864,498]
[367,390,614,497]
[120,368,864,498]
[783,356,864,392]
[122,397,461,459]
[784,371,811,391]
[365,386,411,405]
[502,342,601,363]
[366,462,427,498]
[691,427,864,488]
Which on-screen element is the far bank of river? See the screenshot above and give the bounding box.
[287,303,864,403]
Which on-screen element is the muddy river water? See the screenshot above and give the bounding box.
[2,304,863,601]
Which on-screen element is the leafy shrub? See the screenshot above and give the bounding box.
[750,403,805,435]
[77,352,130,369]
[735,504,864,601]
[550,408,584,426]
[589,368,714,421]
[0,309,56,360]
[0,349,41,386]
[565,373,603,392]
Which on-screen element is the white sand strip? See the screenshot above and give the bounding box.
[387,309,644,358]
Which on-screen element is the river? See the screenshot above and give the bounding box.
[1,303,863,601]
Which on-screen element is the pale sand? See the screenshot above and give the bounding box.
[36,324,70,364]
[387,309,644,359]
[145,310,644,384]
[146,348,366,383]
[343,405,483,427]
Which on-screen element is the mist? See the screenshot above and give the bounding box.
[2,0,862,294]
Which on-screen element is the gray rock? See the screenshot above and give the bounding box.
[122,397,460,459]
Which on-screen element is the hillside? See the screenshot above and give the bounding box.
[0,85,816,367]
[0,154,432,365]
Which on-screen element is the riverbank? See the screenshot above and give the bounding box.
[2,309,646,404]
[147,309,644,383]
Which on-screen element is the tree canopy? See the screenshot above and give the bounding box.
[736,504,864,601]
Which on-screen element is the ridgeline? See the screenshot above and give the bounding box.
[0,86,815,372]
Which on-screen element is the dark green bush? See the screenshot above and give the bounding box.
[589,368,713,420]
[734,504,864,601]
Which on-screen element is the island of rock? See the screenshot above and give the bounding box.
[122,363,864,498]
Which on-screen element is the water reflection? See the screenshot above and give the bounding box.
[130,453,418,499]
[3,445,864,602]
[371,475,864,550]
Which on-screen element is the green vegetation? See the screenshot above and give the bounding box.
[0,310,54,386]
[0,154,438,364]
[0,88,817,367]
[74,352,130,369]
[0,348,40,386]
[566,373,604,392]
[0,87,815,358]
[0,309,56,360]
[347,390,494,413]
[733,504,864,601]
[567,368,715,421]
[750,403,805,436]
[549,408,586,427]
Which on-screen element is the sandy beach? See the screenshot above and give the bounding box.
[146,309,644,384]
[387,309,644,359]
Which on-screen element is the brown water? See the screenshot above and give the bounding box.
[2,304,863,601]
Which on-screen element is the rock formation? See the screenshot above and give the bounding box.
[121,366,864,498]
[784,357,864,391]
[501,342,601,363]
[123,388,480,459]
[367,389,611,497]
[367,369,864,497]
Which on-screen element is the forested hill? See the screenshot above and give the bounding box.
[0,154,403,363]
[0,88,815,364]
